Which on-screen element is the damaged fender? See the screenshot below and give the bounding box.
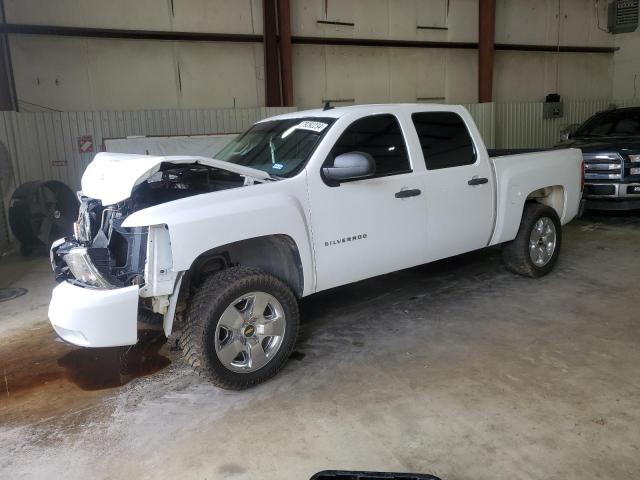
[122,181,315,298]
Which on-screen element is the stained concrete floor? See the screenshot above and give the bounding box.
[1,212,639,480]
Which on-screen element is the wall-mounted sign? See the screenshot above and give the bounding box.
[78,135,94,153]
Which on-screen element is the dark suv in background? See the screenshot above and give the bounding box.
[557,107,640,210]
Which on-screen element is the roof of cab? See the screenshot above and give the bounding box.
[259,103,461,122]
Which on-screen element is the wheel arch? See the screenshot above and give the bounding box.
[526,185,566,221]
[492,184,566,245]
[186,234,305,298]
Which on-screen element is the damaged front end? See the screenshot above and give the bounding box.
[49,154,267,348]
[48,196,155,348]
[51,197,148,289]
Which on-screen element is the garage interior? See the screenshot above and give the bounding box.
[1,1,639,479]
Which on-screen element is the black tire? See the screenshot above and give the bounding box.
[502,202,562,278]
[180,266,299,390]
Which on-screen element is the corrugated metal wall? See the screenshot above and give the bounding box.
[3,107,297,191]
[0,189,8,254]
[465,102,496,149]
[0,106,296,252]
[495,98,640,149]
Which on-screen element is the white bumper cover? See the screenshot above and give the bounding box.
[48,281,139,347]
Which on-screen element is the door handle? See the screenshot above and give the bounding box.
[468,177,488,186]
[395,188,421,198]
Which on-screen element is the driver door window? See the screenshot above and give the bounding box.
[328,115,411,178]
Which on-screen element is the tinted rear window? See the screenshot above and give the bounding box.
[411,112,476,170]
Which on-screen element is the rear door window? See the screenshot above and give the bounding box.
[411,112,476,170]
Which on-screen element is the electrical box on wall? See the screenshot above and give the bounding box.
[608,0,639,33]
[543,94,564,119]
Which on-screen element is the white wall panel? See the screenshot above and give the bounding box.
[495,0,612,47]
[9,35,93,111]
[10,35,267,112]
[171,0,262,34]
[613,30,640,101]
[325,46,390,103]
[292,44,450,108]
[292,45,326,107]
[4,0,261,33]
[444,49,478,104]
[292,0,472,42]
[494,51,613,102]
[389,48,446,102]
[5,0,173,30]
[87,40,179,111]
[176,42,261,109]
[4,0,620,110]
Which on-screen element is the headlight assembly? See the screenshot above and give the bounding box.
[630,155,640,175]
[63,247,112,289]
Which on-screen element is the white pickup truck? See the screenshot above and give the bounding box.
[49,104,584,389]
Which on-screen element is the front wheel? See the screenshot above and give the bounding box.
[502,202,562,278]
[180,266,299,390]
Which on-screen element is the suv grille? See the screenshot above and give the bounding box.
[583,153,622,181]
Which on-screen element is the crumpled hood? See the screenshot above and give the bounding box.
[81,152,272,205]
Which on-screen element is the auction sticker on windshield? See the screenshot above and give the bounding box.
[296,121,328,133]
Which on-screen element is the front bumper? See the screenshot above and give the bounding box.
[583,182,640,211]
[48,281,139,347]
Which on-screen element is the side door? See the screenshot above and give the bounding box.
[410,111,495,261]
[307,114,428,292]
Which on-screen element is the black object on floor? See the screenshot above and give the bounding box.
[0,287,28,303]
[9,180,79,256]
[310,471,441,480]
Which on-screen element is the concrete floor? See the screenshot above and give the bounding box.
[1,212,639,480]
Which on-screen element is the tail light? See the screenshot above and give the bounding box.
[581,160,585,192]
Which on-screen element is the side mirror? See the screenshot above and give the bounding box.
[322,152,376,185]
[560,123,580,142]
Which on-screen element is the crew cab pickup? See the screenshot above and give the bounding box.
[48,104,583,389]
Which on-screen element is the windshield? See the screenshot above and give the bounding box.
[216,117,336,178]
[575,109,640,137]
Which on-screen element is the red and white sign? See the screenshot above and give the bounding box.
[78,135,94,153]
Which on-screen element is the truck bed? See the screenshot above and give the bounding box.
[488,148,583,246]
[488,148,552,157]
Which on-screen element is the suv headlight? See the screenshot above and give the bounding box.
[630,155,640,175]
[63,247,112,289]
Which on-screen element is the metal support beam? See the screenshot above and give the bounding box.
[0,23,263,43]
[263,0,281,107]
[277,0,293,107]
[0,24,617,54]
[0,1,17,110]
[478,0,496,103]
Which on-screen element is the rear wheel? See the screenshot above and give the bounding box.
[180,266,299,390]
[502,203,562,278]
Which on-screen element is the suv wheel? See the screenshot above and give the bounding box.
[180,266,299,389]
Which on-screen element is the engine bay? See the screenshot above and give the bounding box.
[52,162,253,288]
